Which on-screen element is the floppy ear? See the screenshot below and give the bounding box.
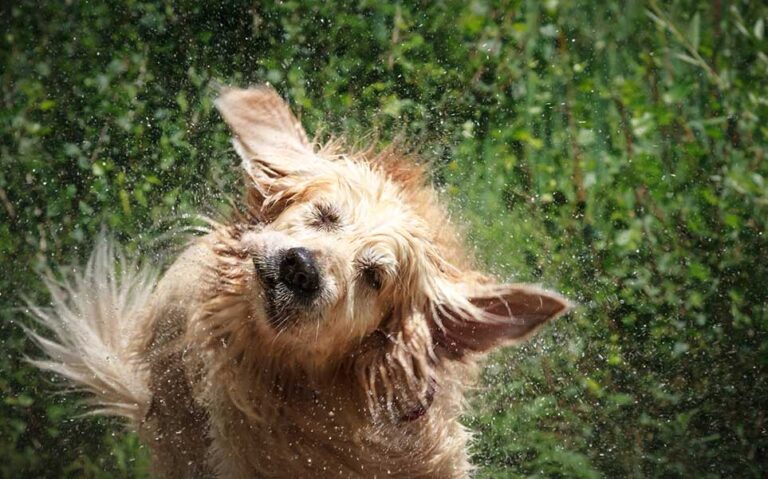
[215,86,322,215]
[430,283,572,357]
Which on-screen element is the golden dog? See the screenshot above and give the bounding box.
[27,86,571,478]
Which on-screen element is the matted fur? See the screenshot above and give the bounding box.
[26,86,572,478]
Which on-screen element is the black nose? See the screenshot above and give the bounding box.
[279,247,320,297]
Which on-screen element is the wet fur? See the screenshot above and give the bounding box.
[26,87,571,478]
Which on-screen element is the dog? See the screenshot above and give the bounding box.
[26,86,572,478]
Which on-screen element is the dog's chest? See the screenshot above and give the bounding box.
[205,388,470,479]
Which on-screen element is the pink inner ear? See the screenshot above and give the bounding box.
[470,287,570,324]
[434,285,572,356]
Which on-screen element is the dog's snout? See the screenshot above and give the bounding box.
[279,247,320,297]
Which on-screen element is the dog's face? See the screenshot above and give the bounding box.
[213,87,571,389]
[237,158,429,357]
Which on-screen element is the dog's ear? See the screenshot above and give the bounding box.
[429,283,572,357]
[215,86,324,215]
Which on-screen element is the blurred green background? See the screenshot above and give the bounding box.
[1,1,767,477]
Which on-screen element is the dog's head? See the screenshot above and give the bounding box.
[208,87,571,418]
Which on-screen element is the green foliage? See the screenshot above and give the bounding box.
[1,0,766,477]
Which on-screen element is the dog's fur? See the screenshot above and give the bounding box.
[26,86,572,478]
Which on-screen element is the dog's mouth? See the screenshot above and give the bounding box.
[252,247,326,330]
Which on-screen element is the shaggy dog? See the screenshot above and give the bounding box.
[27,86,572,478]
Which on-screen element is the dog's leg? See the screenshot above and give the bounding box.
[141,344,211,478]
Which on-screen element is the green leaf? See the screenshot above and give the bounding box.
[689,12,701,50]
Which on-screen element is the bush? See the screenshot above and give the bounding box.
[1,1,766,477]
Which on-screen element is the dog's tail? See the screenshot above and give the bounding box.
[24,237,155,424]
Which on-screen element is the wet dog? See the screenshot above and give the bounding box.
[27,86,571,478]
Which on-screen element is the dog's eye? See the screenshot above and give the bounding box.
[361,265,382,291]
[309,203,341,231]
